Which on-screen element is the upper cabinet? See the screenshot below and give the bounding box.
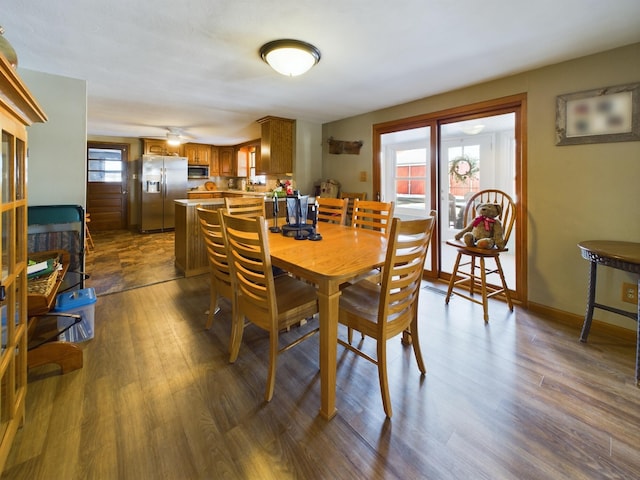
[183,143,211,166]
[141,138,183,156]
[257,116,294,175]
[219,146,235,176]
[210,146,220,176]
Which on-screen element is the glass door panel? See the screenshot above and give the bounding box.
[439,113,516,287]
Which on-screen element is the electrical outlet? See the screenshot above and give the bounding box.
[621,282,638,304]
[359,171,367,182]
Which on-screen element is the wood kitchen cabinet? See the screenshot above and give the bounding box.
[183,143,211,166]
[257,116,294,175]
[209,146,220,176]
[0,54,47,473]
[141,138,183,156]
[219,146,235,176]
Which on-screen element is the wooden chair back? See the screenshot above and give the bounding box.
[196,206,233,330]
[316,197,349,225]
[338,211,437,417]
[224,196,266,218]
[340,192,366,225]
[219,211,319,401]
[460,189,516,249]
[351,199,395,237]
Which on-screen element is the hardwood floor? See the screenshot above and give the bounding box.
[4,271,639,478]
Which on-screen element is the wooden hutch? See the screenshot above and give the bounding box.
[0,55,47,471]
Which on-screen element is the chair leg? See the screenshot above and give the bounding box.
[445,252,463,304]
[229,310,245,363]
[494,256,514,311]
[409,307,426,374]
[377,339,392,418]
[205,277,217,330]
[479,257,490,322]
[265,330,278,402]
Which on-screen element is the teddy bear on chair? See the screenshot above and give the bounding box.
[455,202,505,249]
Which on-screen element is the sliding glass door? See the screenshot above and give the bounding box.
[373,95,526,302]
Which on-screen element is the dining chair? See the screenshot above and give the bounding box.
[196,206,233,331]
[316,197,349,226]
[219,211,319,402]
[351,198,395,237]
[444,189,516,322]
[224,196,266,218]
[337,212,436,418]
[340,191,366,225]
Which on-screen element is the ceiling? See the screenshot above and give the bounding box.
[4,0,640,146]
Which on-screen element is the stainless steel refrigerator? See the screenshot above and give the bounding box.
[140,155,187,232]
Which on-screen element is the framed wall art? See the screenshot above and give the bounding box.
[555,82,640,145]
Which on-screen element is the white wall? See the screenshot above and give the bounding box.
[293,120,323,195]
[19,69,87,208]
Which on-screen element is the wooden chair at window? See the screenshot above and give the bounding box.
[316,197,349,226]
[196,206,233,332]
[219,211,319,402]
[444,189,516,322]
[224,196,266,218]
[340,192,366,226]
[337,212,436,418]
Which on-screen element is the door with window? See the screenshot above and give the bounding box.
[374,95,526,303]
[87,142,128,230]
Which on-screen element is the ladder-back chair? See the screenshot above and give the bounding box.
[219,212,319,402]
[338,212,436,417]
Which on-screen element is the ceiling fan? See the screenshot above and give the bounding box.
[144,127,194,145]
[165,127,192,146]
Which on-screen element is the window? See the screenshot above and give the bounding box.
[87,148,123,183]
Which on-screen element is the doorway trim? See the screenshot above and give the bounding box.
[372,93,528,306]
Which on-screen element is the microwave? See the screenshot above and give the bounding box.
[188,165,209,178]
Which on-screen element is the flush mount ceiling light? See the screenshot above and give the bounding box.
[259,39,321,77]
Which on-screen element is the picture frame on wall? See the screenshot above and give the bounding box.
[555,82,640,145]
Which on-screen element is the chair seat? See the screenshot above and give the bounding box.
[274,275,318,327]
[445,238,509,257]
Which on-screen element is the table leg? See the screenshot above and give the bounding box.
[317,284,340,420]
[580,261,597,343]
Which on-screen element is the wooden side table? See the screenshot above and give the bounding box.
[577,240,640,385]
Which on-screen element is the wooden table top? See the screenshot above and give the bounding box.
[267,222,387,285]
[578,240,640,266]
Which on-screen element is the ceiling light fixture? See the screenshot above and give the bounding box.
[259,39,321,77]
[166,129,182,146]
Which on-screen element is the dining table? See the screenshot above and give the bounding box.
[266,221,388,419]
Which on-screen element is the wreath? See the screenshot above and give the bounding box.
[448,155,479,184]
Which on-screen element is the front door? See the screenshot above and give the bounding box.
[87,142,128,230]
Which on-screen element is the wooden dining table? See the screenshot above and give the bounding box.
[267,221,388,419]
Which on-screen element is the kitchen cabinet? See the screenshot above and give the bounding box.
[219,146,235,176]
[0,54,47,473]
[210,146,220,176]
[184,143,211,166]
[186,191,223,199]
[257,116,294,175]
[141,138,183,156]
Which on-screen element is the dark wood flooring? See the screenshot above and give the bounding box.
[3,245,639,478]
[84,229,183,296]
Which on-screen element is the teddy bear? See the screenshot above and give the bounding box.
[455,202,505,249]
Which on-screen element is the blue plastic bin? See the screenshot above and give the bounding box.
[53,287,97,342]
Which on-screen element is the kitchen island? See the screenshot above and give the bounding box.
[174,199,225,277]
[174,195,311,277]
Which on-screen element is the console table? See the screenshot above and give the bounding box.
[577,240,640,386]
